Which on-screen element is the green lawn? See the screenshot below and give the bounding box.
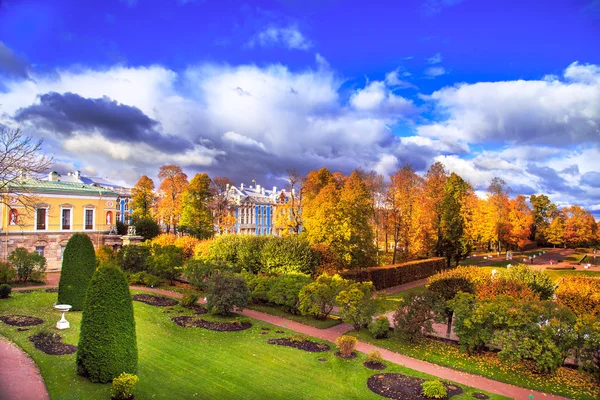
[0,290,507,400]
[544,270,600,282]
[349,330,600,400]
[380,285,426,312]
[247,303,342,329]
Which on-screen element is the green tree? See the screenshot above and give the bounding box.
[393,291,439,343]
[529,194,557,244]
[76,263,137,383]
[58,233,97,311]
[134,217,161,241]
[179,173,214,239]
[131,175,155,221]
[427,275,475,338]
[298,274,348,319]
[147,245,183,285]
[206,272,249,315]
[336,281,377,330]
[440,173,471,267]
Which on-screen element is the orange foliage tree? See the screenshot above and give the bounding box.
[555,276,600,316]
[156,165,188,233]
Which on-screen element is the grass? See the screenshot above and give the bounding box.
[380,285,426,312]
[543,270,600,282]
[246,303,342,329]
[0,289,508,400]
[348,330,600,400]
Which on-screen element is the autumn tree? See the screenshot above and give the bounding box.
[547,209,566,248]
[564,205,597,247]
[487,177,511,252]
[423,162,448,257]
[360,170,385,263]
[179,173,213,239]
[274,169,303,235]
[529,194,556,244]
[440,173,471,266]
[507,195,533,250]
[210,176,235,234]
[131,175,155,222]
[156,165,188,233]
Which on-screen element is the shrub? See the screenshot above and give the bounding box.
[207,235,240,267]
[117,245,151,273]
[0,283,11,299]
[498,264,555,300]
[312,243,344,275]
[206,272,249,315]
[267,274,312,313]
[421,380,447,399]
[0,261,16,284]
[298,274,349,319]
[147,245,183,285]
[127,271,164,287]
[180,291,200,307]
[244,273,276,303]
[260,235,319,275]
[578,315,600,381]
[184,259,230,290]
[335,335,357,358]
[96,245,116,266]
[393,291,439,343]
[134,217,160,241]
[193,240,212,261]
[236,236,267,273]
[341,258,449,290]
[77,263,137,383]
[174,236,201,261]
[58,234,97,311]
[476,278,539,301]
[369,316,391,339]
[116,220,127,236]
[336,281,378,330]
[111,373,138,400]
[8,247,46,283]
[366,350,383,363]
[289,333,309,343]
[555,276,600,316]
[150,233,177,247]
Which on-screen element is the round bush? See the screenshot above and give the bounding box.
[421,380,447,399]
[134,217,160,241]
[58,233,97,311]
[0,283,11,299]
[206,272,249,315]
[76,263,138,383]
[369,316,391,339]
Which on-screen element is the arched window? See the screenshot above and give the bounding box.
[9,209,18,225]
[106,211,113,227]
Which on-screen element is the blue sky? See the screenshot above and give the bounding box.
[1,0,599,213]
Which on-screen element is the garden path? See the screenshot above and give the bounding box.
[0,338,49,400]
[133,286,568,400]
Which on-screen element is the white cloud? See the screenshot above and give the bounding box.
[349,81,415,116]
[248,26,312,51]
[424,66,446,77]
[427,53,442,64]
[385,69,418,89]
[222,131,267,151]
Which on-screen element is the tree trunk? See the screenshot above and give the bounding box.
[446,310,453,338]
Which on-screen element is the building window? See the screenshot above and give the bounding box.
[85,209,94,230]
[35,246,44,256]
[62,209,71,230]
[36,208,47,230]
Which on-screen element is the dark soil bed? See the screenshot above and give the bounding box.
[267,338,330,352]
[185,304,208,315]
[364,361,387,370]
[29,332,77,355]
[367,373,463,400]
[472,393,489,399]
[335,351,358,359]
[132,294,178,307]
[45,288,58,293]
[171,316,252,331]
[0,314,44,327]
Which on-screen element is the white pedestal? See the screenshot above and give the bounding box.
[56,312,70,330]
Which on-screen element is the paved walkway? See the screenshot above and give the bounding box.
[133,286,567,400]
[0,338,49,400]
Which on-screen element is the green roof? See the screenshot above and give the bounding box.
[3,179,119,197]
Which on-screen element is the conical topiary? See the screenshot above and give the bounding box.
[76,263,138,383]
[58,233,97,311]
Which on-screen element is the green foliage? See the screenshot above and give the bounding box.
[578,315,600,381]
[117,245,151,273]
[96,245,116,266]
[393,291,439,343]
[116,221,127,236]
[184,259,231,290]
[180,292,200,307]
[368,316,391,339]
[335,335,357,357]
[266,274,312,313]
[58,234,97,311]
[206,272,249,315]
[427,275,475,337]
[77,263,137,383]
[336,281,377,330]
[8,247,46,283]
[498,264,555,300]
[298,274,349,319]
[147,245,183,285]
[260,235,319,275]
[421,380,447,399]
[127,271,164,287]
[0,261,16,284]
[236,236,268,273]
[440,173,471,266]
[243,273,275,303]
[207,235,241,268]
[179,173,214,239]
[134,217,161,241]
[111,373,138,400]
[0,283,11,299]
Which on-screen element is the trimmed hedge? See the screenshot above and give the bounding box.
[58,233,97,311]
[340,257,447,290]
[77,263,137,383]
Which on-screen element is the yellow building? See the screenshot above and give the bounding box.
[1,174,127,271]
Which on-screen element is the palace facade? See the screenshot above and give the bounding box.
[1,172,138,271]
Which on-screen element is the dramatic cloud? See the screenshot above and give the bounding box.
[418,62,600,146]
[248,26,312,51]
